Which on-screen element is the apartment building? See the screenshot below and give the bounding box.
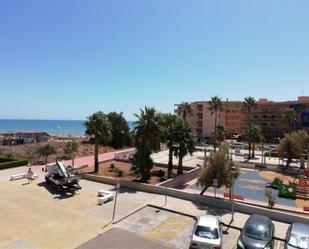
[175,96,309,141]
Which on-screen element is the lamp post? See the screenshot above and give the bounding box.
[229,164,237,223]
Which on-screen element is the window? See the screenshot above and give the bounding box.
[244,223,270,240]
[195,226,219,239]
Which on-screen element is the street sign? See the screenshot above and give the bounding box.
[213,179,218,188]
[115,182,120,190]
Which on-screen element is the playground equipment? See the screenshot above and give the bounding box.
[267,161,309,199]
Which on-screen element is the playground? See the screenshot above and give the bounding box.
[187,168,309,209]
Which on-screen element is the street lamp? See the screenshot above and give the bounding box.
[229,164,237,223]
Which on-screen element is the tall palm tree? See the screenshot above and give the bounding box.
[159,113,179,177]
[177,102,193,122]
[174,121,197,175]
[216,124,227,142]
[282,108,298,132]
[208,96,224,152]
[249,125,264,158]
[85,111,112,173]
[133,107,163,182]
[242,97,257,159]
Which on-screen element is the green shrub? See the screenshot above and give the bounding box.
[0,157,14,163]
[118,170,124,177]
[0,159,29,170]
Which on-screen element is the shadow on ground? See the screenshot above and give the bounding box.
[37,182,78,199]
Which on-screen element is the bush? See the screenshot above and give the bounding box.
[0,159,29,170]
[118,170,124,177]
[0,157,14,163]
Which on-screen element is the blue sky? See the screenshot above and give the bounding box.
[0,0,308,120]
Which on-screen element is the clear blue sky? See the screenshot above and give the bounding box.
[0,0,308,120]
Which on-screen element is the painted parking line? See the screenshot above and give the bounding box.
[144,216,192,240]
[228,236,238,249]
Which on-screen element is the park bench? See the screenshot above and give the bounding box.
[10,173,38,181]
[97,190,115,205]
[224,193,244,200]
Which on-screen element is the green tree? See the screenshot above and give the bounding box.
[132,107,163,182]
[159,113,179,177]
[198,143,240,195]
[107,112,132,148]
[37,144,56,163]
[265,189,276,209]
[177,102,193,122]
[278,133,300,168]
[242,97,257,159]
[282,108,298,132]
[174,121,197,175]
[208,96,224,152]
[64,141,79,167]
[249,125,264,158]
[84,111,112,173]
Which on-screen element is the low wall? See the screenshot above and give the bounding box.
[153,162,194,172]
[81,173,309,225]
[114,149,136,161]
[158,167,202,188]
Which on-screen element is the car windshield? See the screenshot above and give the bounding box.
[244,223,270,240]
[288,234,309,249]
[195,226,219,239]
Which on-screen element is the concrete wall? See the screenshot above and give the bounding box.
[81,174,309,225]
[158,167,202,188]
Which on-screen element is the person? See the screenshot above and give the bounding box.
[27,168,34,183]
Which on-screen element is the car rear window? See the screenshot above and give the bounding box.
[244,223,270,240]
[195,226,219,239]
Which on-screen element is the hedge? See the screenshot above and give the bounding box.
[0,157,14,163]
[0,159,29,170]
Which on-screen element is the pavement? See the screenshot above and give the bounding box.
[0,166,291,249]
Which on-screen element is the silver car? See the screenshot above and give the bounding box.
[285,223,309,249]
[190,215,222,249]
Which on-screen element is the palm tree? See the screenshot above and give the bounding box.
[159,113,179,177]
[84,111,112,173]
[242,97,257,159]
[216,124,227,142]
[208,96,224,152]
[249,125,264,158]
[174,121,197,175]
[177,102,193,122]
[282,108,298,132]
[133,107,162,182]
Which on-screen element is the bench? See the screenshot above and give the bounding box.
[224,193,244,200]
[97,190,115,205]
[303,207,309,212]
[10,173,39,181]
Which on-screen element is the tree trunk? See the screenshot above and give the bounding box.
[200,186,208,195]
[72,151,75,168]
[286,155,292,168]
[94,136,99,173]
[214,111,217,152]
[167,145,173,177]
[248,113,251,160]
[177,156,183,175]
[252,142,255,158]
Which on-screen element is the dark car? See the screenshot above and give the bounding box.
[237,214,275,249]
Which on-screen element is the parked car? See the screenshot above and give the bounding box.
[190,215,222,249]
[285,223,309,249]
[237,214,274,249]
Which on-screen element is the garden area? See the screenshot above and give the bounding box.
[91,160,184,185]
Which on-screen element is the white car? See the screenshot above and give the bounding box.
[190,215,223,249]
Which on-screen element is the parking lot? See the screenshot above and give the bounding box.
[0,166,290,249]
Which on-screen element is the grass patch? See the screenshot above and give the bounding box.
[0,158,29,170]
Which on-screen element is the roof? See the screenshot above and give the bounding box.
[197,215,218,227]
[292,223,309,237]
[17,130,47,135]
[247,214,270,225]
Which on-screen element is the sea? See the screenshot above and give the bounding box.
[0,119,135,136]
